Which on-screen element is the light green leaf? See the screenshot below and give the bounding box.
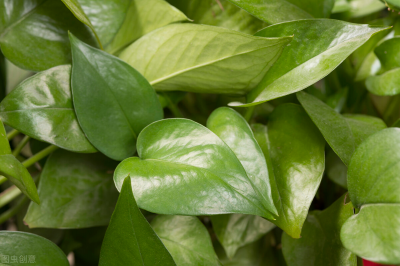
[114,118,271,218]
[230,19,389,107]
[374,37,400,71]
[383,0,400,11]
[0,231,69,266]
[69,33,163,161]
[24,150,119,229]
[253,104,325,238]
[349,0,386,18]
[332,0,352,13]
[120,24,292,95]
[0,65,96,153]
[0,119,11,155]
[343,114,386,146]
[99,177,176,266]
[211,214,275,258]
[341,204,400,264]
[366,68,400,96]
[0,0,96,71]
[152,215,221,266]
[225,0,335,24]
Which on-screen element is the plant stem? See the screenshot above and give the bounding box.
[12,135,30,157]
[0,186,21,208]
[244,106,255,122]
[22,145,59,169]
[0,196,28,224]
[0,176,6,186]
[6,129,19,140]
[163,93,184,118]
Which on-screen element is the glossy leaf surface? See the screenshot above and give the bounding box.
[366,68,400,96]
[0,0,96,71]
[24,150,119,228]
[99,177,176,266]
[231,20,389,107]
[253,104,325,238]
[114,119,270,218]
[0,231,69,266]
[207,107,277,217]
[282,195,356,266]
[70,33,163,161]
[0,65,96,153]
[341,204,400,264]
[152,215,221,265]
[211,214,275,258]
[225,0,335,24]
[120,24,292,95]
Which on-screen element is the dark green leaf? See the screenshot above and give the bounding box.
[0,65,96,153]
[366,68,400,96]
[326,150,348,189]
[282,195,356,266]
[24,149,119,228]
[99,177,176,266]
[0,231,69,266]
[374,37,400,71]
[343,114,386,146]
[69,33,163,161]
[0,0,96,71]
[152,215,221,265]
[119,24,292,95]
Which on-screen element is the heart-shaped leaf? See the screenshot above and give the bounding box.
[366,68,400,96]
[207,107,277,217]
[0,65,96,153]
[119,24,292,95]
[225,0,335,24]
[114,118,271,218]
[24,149,119,229]
[211,214,275,258]
[99,177,176,266]
[253,104,325,238]
[0,0,96,71]
[341,204,400,264]
[0,231,69,266]
[282,195,356,266]
[152,215,221,265]
[69,33,163,161]
[230,20,389,107]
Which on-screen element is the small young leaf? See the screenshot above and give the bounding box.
[152,215,221,265]
[99,177,176,266]
[0,231,69,266]
[24,150,119,229]
[374,37,400,71]
[0,65,96,153]
[69,33,163,161]
[366,68,400,96]
[119,24,292,95]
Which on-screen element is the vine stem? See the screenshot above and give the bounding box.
[0,196,28,224]
[6,129,19,140]
[0,176,6,186]
[0,186,21,209]
[244,106,255,122]
[163,93,184,118]
[22,145,59,169]
[12,135,30,157]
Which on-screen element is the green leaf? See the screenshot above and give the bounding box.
[24,149,119,229]
[349,0,386,18]
[0,65,96,153]
[366,68,400,96]
[282,195,356,266]
[341,204,400,264]
[326,149,348,188]
[374,37,400,71]
[119,24,292,95]
[69,33,163,161]
[0,0,96,71]
[0,231,69,266]
[207,107,277,217]
[152,215,221,265]
[230,20,389,107]
[211,214,275,258]
[99,177,176,266]
[348,128,400,207]
[225,0,335,24]
[253,104,325,238]
[114,118,271,218]
[343,114,386,146]
[383,0,400,11]
[0,119,11,155]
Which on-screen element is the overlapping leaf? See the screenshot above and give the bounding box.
[119,24,292,95]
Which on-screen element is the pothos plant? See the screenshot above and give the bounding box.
[0,0,400,265]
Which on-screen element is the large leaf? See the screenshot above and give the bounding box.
[341,204,400,265]
[0,0,96,71]
[230,20,389,107]
[69,33,163,161]
[152,215,221,265]
[211,214,275,258]
[282,195,356,266]
[366,68,400,96]
[0,65,96,153]
[225,0,335,24]
[207,107,277,217]
[114,118,271,218]
[99,177,176,266]
[24,150,119,229]
[253,104,325,238]
[0,231,69,266]
[119,24,292,95]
